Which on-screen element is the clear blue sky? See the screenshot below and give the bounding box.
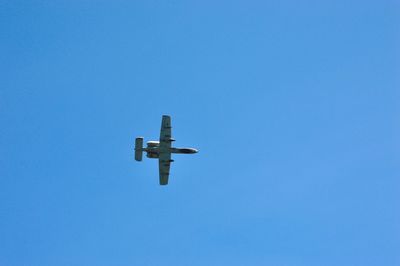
[1,1,399,265]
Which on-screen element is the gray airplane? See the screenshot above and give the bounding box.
[134,115,198,185]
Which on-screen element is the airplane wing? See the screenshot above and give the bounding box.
[159,115,173,185]
[159,152,171,185]
[159,115,172,148]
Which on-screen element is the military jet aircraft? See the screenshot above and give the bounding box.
[135,115,198,185]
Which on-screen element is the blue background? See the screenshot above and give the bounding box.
[1,1,399,265]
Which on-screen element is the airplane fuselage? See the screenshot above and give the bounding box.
[144,141,197,158]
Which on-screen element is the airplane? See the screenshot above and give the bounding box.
[134,115,198,185]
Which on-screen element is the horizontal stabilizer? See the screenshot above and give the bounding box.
[135,137,143,161]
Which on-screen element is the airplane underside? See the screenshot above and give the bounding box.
[134,115,197,185]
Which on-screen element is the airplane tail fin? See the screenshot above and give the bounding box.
[135,137,143,161]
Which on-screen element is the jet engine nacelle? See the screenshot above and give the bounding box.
[147,141,159,148]
[146,152,159,158]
